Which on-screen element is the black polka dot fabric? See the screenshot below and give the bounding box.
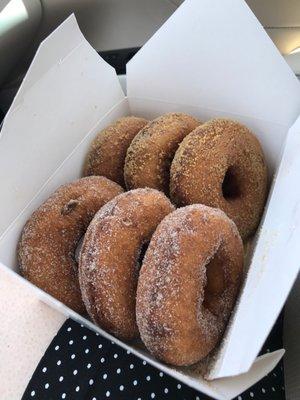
[22,314,285,400]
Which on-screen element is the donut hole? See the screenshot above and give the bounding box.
[222,166,240,200]
[203,252,225,316]
[137,241,150,269]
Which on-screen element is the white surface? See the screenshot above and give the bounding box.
[0,265,65,400]
[0,2,299,397]
[0,15,124,236]
[127,0,300,127]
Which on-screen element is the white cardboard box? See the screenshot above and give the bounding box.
[1,1,300,399]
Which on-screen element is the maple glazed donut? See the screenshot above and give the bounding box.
[83,116,148,187]
[79,188,174,340]
[124,113,201,194]
[136,205,244,366]
[170,118,268,239]
[18,176,123,313]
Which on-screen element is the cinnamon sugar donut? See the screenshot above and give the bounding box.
[124,113,201,194]
[170,118,268,239]
[136,205,244,366]
[83,116,148,187]
[18,176,123,313]
[79,189,174,340]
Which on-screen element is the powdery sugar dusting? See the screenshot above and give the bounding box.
[136,204,244,366]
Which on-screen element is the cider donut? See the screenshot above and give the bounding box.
[83,116,148,187]
[18,176,123,313]
[79,188,174,340]
[136,204,244,366]
[170,118,268,239]
[124,113,201,194]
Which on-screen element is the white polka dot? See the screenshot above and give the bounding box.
[159,372,164,377]
[250,392,254,397]
[137,398,142,400]
[177,384,181,389]
[266,348,270,352]
[85,348,90,354]
[113,353,118,359]
[83,335,87,340]
[103,373,107,380]
[30,391,35,397]
[67,327,72,332]
[116,368,121,374]
[195,397,200,400]
[92,398,97,400]
[119,385,124,391]
[127,350,131,354]
[71,354,75,360]
[151,393,155,398]
[57,360,61,366]
[96,332,99,336]
[111,341,115,345]
[59,376,64,382]
[262,388,266,393]
[69,340,73,345]
[75,386,80,392]
[272,387,275,392]
[98,344,102,349]
[282,386,285,391]
[42,367,47,373]
[106,391,110,397]
[87,363,92,369]
[61,394,66,399]
[130,364,134,369]
[164,388,169,394]
[146,375,151,381]
[100,357,105,363]
[55,345,60,351]
[80,324,84,328]
[273,372,277,377]
[143,360,147,365]
[89,379,94,385]
[73,369,78,375]
[133,380,138,386]
[45,383,49,389]
[238,396,242,400]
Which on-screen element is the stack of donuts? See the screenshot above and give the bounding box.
[18,113,268,367]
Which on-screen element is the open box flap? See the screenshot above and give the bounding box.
[0,15,124,236]
[207,114,300,379]
[127,0,300,127]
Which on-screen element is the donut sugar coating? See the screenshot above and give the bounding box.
[83,116,148,187]
[170,118,268,239]
[136,204,244,366]
[124,113,201,194]
[18,176,123,313]
[79,188,174,340]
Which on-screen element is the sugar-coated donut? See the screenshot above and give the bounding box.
[83,116,148,187]
[18,176,123,313]
[79,188,174,340]
[170,118,267,239]
[136,204,244,366]
[124,113,200,194]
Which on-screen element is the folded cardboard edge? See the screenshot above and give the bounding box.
[0,15,124,236]
[207,114,300,379]
[0,262,281,400]
[127,0,300,127]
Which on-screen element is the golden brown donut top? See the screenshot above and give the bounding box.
[170,118,268,238]
[136,204,244,366]
[18,176,123,313]
[124,112,201,194]
[83,116,148,186]
[79,188,175,340]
